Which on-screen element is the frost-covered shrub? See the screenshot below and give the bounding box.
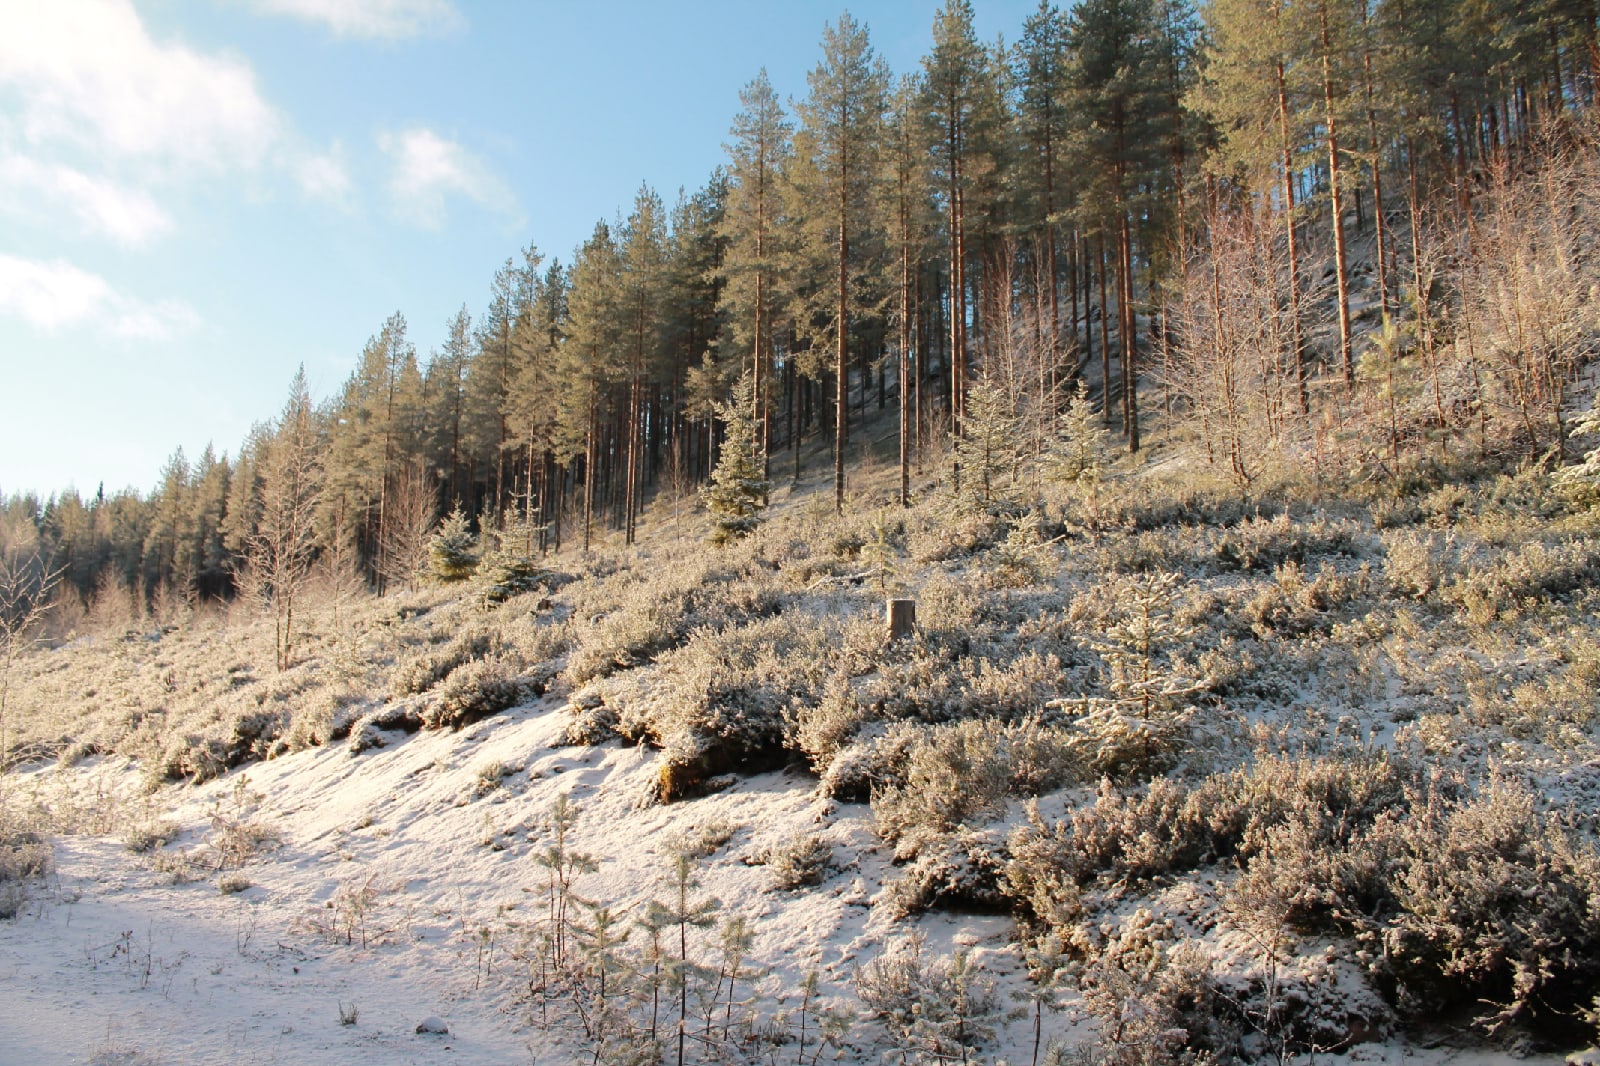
[1211,512,1363,573]
[873,720,1013,856]
[607,610,838,800]
[421,657,523,730]
[563,558,785,686]
[281,690,365,752]
[874,717,1079,858]
[1382,530,1450,600]
[1074,909,1228,1066]
[1444,535,1600,620]
[906,510,1001,563]
[760,832,832,890]
[125,819,180,853]
[392,627,497,697]
[787,674,868,775]
[1370,776,1600,1029]
[562,697,620,746]
[881,829,1008,917]
[815,720,915,802]
[984,511,1053,588]
[1241,560,1370,638]
[1005,753,1415,923]
[0,819,52,887]
[346,702,424,753]
[855,933,1002,1064]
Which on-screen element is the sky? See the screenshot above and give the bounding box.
[0,0,1039,500]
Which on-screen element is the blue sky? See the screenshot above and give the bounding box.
[0,0,1037,499]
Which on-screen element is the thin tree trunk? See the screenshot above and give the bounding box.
[1321,4,1354,384]
[1277,57,1311,414]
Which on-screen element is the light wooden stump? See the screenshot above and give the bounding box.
[887,598,916,641]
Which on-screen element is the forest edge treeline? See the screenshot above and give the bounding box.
[2,0,1598,628]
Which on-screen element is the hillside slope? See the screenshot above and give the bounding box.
[5,408,1600,1064]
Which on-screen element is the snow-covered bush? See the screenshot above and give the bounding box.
[392,627,497,697]
[874,717,1080,859]
[1074,909,1227,1066]
[881,829,1008,916]
[760,832,832,890]
[1371,775,1600,1030]
[563,556,785,686]
[421,657,522,730]
[0,808,52,920]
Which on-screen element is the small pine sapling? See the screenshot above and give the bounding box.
[1019,934,1071,1066]
[655,843,722,1066]
[533,793,597,970]
[571,902,638,1056]
[1046,379,1110,527]
[992,510,1053,587]
[860,511,902,593]
[1066,570,1206,780]
[949,375,1019,516]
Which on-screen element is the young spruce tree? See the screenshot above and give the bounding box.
[702,371,771,544]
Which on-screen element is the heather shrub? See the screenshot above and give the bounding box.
[1370,776,1600,1030]
[787,673,868,775]
[1210,512,1363,573]
[874,717,1079,858]
[605,609,841,799]
[421,656,523,730]
[880,828,1008,916]
[1443,535,1600,621]
[759,832,833,890]
[0,810,52,920]
[1073,909,1228,1066]
[124,818,180,853]
[1005,752,1415,923]
[1381,529,1451,600]
[346,701,425,753]
[392,626,498,697]
[563,557,785,686]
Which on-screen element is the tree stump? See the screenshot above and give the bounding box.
[887,598,916,641]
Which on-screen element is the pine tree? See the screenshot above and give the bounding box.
[425,306,473,509]
[794,14,890,514]
[618,186,668,546]
[428,507,477,582]
[883,75,936,507]
[1015,1,1075,381]
[1070,0,1176,453]
[701,371,770,544]
[247,368,323,671]
[558,222,624,552]
[950,375,1019,512]
[924,0,1005,432]
[721,71,794,477]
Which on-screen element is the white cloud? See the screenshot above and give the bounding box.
[0,255,199,340]
[250,0,463,39]
[0,155,173,246]
[0,0,280,172]
[379,127,517,228]
[296,145,354,203]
